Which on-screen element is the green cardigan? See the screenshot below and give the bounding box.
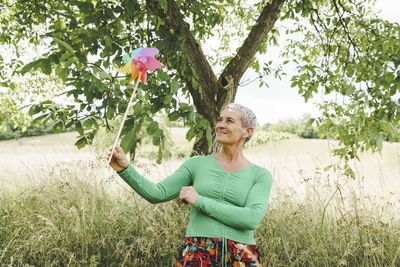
[118,154,272,245]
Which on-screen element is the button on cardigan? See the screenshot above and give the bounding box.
[117,154,273,245]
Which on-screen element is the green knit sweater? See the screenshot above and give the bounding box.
[118,154,272,245]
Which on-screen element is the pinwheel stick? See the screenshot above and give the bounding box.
[107,73,141,165]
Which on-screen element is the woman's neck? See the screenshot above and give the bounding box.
[217,145,245,163]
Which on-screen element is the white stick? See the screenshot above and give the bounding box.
[107,74,141,165]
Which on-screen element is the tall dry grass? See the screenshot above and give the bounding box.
[1,159,189,266]
[1,132,400,266]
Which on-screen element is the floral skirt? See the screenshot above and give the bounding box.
[176,237,262,267]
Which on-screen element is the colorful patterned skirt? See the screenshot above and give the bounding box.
[176,237,262,267]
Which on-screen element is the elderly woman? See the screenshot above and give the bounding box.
[107,103,272,266]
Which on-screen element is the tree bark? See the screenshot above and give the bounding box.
[146,0,286,155]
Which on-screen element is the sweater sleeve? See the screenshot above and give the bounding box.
[193,170,272,230]
[117,158,193,204]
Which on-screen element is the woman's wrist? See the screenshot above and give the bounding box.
[117,164,129,173]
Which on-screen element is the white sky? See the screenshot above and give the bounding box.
[236,0,400,125]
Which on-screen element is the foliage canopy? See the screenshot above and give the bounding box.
[1,0,399,169]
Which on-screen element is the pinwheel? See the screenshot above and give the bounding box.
[118,47,162,84]
[107,47,162,164]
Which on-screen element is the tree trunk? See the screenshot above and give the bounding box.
[146,0,286,155]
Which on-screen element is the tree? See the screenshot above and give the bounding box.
[286,0,400,168]
[0,42,66,134]
[1,0,399,167]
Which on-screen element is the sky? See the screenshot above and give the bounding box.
[235,0,400,125]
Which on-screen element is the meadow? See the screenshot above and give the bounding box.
[1,129,400,266]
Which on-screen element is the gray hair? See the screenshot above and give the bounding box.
[224,103,257,143]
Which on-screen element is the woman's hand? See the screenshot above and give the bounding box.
[179,186,199,206]
[106,145,129,172]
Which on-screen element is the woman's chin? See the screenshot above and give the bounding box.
[215,139,224,145]
[215,137,232,145]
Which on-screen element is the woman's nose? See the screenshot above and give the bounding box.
[216,121,226,129]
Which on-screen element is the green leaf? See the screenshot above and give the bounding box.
[99,71,112,80]
[52,121,64,133]
[377,136,383,151]
[83,118,95,129]
[344,85,356,96]
[53,37,75,54]
[186,127,196,141]
[41,59,52,75]
[75,121,84,136]
[158,0,168,13]
[199,119,209,129]
[157,146,163,164]
[75,137,88,149]
[344,165,355,179]
[168,111,180,121]
[118,102,128,113]
[146,121,158,135]
[158,70,169,80]
[106,105,116,120]
[20,59,42,75]
[170,78,179,93]
[346,67,354,77]
[188,108,194,123]
[120,126,136,152]
[306,118,315,128]
[152,132,161,146]
[323,165,332,172]
[32,114,48,124]
[121,118,135,135]
[41,100,54,105]
[163,94,172,105]
[28,104,41,116]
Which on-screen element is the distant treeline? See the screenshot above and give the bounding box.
[165,113,320,139]
[261,114,319,139]
[0,123,73,141]
[261,114,399,142]
[3,113,397,142]
[0,113,318,141]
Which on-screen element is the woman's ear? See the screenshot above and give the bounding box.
[243,126,254,139]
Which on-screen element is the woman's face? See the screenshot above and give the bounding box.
[215,108,250,145]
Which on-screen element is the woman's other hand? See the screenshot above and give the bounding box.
[179,186,199,206]
[106,145,129,172]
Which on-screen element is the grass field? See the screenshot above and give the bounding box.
[1,130,400,266]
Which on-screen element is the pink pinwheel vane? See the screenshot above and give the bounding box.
[118,47,162,84]
[107,47,162,165]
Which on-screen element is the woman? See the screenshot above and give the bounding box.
[106,103,272,266]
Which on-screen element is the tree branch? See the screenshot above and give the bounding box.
[145,0,220,99]
[331,0,361,57]
[217,0,286,106]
